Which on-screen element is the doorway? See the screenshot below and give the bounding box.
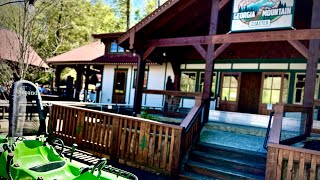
[238,72,262,114]
[219,72,241,112]
[112,69,128,103]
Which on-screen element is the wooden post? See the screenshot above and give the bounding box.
[171,128,182,174]
[269,104,284,144]
[303,0,320,136]
[75,65,84,101]
[111,117,120,156]
[84,65,90,102]
[76,111,85,147]
[133,52,146,115]
[265,145,278,180]
[202,0,219,123]
[55,66,62,97]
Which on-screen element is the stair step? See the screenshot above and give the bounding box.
[186,160,265,180]
[189,151,265,176]
[204,121,267,137]
[195,142,267,164]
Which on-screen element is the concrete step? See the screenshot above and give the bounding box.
[185,160,265,180]
[204,121,298,140]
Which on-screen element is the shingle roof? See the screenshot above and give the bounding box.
[47,41,105,64]
[0,28,48,68]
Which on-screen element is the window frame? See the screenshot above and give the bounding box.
[109,41,125,53]
[220,73,240,102]
[180,71,197,92]
[132,69,149,89]
[260,72,290,105]
[199,72,217,96]
[293,73,320,104]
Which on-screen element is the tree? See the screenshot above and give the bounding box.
[33,0,120,58]
[0,0,58,81]
[112,0,131,30]
[0,0,120,87]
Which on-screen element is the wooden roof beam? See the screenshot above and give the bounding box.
[193,45,207,59]
[143,47,156,60]
[193,43,231,60]
[288,40,309,59]
[219,0,230,10]
[147,29,320,47]
[121,0,231,49]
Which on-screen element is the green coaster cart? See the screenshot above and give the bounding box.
[0,80,137,180]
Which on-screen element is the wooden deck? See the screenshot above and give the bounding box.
[48,93,203,175]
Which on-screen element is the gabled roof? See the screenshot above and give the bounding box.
[47,41,105,64]
[0,29,48,68]
[118,0,182,46]
[118,0,180,44]
[116,0,313,61]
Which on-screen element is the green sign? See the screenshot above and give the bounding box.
[231,0,295,32]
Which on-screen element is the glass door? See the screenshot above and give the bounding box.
[112,69,127,103]
[219,72,241,112]
[259,72,289,114]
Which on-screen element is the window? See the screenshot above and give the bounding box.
[261,73,289,104]
[294,74,319,104]
[221,74,239,101]
[133,70,148,88]
[180,72,196,92]
[199,72,217,96]
[109,42,124,53]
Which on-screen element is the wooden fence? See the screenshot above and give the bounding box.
[266,103,320,179]
[266,143,320,180]
[49,103,184,174]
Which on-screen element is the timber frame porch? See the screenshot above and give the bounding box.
[49,0,320,178]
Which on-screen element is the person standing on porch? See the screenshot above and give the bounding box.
[164,76,174,112]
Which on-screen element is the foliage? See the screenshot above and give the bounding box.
[0,0,59,80]
[112,0,130,30]
[32,0,121,59]
[0,62,13,92]
[140,108,158,121]
[60,67,77,83]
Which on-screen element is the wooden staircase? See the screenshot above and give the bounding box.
[179,142,267,180]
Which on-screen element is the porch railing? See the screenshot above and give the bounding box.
[49,92,204,175]
[265,103,320,179]
[142,89,202,118]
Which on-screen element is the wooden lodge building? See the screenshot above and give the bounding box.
[49,0,320,116]
[47,0,320,179]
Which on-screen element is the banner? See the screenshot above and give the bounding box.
[231,0,295,32]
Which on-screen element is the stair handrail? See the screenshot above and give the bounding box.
[263,111,274,150]
[180,103,205,132]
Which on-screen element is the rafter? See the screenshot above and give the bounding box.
[147,29,320,47]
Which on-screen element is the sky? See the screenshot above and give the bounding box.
[104,0,147,27]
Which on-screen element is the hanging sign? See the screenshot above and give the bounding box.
[231,0,295,32]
